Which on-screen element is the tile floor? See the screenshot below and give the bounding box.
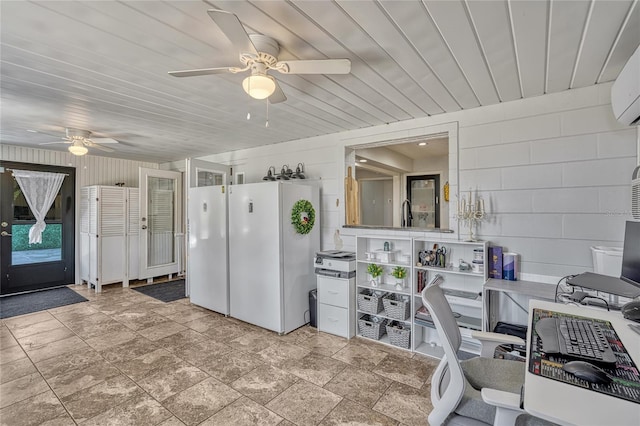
[0,284,438,425]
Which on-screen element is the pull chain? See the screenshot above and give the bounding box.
[265,98,269,128]
[246,77,251,120]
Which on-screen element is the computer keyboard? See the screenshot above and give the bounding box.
[534,316,617,367]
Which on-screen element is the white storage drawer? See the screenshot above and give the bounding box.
[317,275,350,308]
[318,304,350,338]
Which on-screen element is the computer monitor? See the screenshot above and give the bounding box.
[621,220,640,290]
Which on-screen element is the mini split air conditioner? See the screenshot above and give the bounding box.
[611,45,640,126]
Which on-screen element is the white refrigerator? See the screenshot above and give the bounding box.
[229,181,320,334]
[188,185,229,315]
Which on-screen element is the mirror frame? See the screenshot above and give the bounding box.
[341,121,459,233]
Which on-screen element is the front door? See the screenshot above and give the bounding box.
[407,174,440,229]
[139,167,182,279]
[0,162,75,295]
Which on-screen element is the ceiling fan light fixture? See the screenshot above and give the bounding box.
[242,74,276,99]
[68,140,88,156]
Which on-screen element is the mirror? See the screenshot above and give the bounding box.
[345,128,455,231]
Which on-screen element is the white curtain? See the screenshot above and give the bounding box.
[12,170,66,244]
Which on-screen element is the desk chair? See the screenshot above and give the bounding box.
[422,283,526,426]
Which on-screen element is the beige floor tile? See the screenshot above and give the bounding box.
[0,357,37,384]
[161,377,242,425]
[0,389,74,426]
[150,302,192,317]
[35,350,103,380]
[61,374,145,423]
[99,336,159,363]
[46,360,121,398]
[324,366,392,408]
[0,344,27,365]
[82,392,173,425]
[331,340,389,370]
[170,339,233,367]
[24,335,89,363]
[202,322,251,342]
[374,354,434,389]
[373,381,432,426]
[319,398,399,426]
[180,314,226,333]
[284,353,348,387]
[111,310,171,331]
[84,328,139,351]
[199,396,282,426]
[118,348,184,382]
[275,325,317,344]
[228,331,280,353]
[0,325,18,348]
[4,311,55,332]
[69,320,131,340]
[16,326,76,351]
[154,329,209,352]
[231,365,298,405]
[0,372,49,409]
[257,342,311,366]
[301,332,350,357]
[266,380,342,425]
[137,363,209,401]
[199,350,266,384]
[138,321,187,341]
[164,307,212,324]
[10,318,65,340]
[157,416,186,426]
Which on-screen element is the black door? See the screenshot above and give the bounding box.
[406,174,440,228]
[0,162,75,295]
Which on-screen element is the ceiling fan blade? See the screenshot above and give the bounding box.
[84,141,114,152]
[269,80,287,104]
[168,67,236,78]
[207,9,257,56]
[89,137,119,144]
[38,140,70,145]
[276,59,351,75]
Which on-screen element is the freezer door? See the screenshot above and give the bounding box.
[229,183,282,332]
[188,186,229,314]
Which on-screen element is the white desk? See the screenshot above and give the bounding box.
[524,300,640,426]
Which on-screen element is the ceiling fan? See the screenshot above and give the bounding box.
[37,127,119,156]
[168,9,351,103]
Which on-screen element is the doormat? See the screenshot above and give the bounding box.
[0,286,88,319]
[132,279,186,303]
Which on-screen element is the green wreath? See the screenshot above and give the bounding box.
[291,199,316,234]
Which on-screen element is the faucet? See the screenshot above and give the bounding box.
[401,199,413,227]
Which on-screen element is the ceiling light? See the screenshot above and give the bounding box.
[418,142,427,146]
[242,74,276,100]
[359,159,367,163]
[68,140,88,156]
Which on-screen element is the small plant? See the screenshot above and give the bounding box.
[367,263,384,278]
[391,266,407,279]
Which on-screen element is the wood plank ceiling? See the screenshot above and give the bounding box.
[1,0,638,163]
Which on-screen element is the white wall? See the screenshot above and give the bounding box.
[1,144,158,283]
[200,83,638,282]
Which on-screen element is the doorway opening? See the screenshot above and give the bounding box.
[0,162,75,295]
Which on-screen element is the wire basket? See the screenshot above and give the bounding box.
[357,289,386,314]
[382,293,410,320]
[358,314,387,340]
[386,321,411,349]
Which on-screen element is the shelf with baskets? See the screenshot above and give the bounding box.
[412,239,488,357]
[355,235,413,350]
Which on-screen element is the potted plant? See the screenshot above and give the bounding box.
[391,266,407,289]
[367,263,384,286]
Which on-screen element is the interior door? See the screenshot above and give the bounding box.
[0,162,75,295]
[186,158,229,313]
[407,174,440,228]
[139,167,182,280]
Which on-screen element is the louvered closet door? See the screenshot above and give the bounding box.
[97,187,126,285]
[79,187,90,281]
[139,168,182,279]
[127,188,139,280]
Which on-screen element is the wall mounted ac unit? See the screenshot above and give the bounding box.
[611,45,640,126]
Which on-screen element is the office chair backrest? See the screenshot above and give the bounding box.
[422,283,467,426]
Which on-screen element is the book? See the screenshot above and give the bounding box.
[488,246,503,279]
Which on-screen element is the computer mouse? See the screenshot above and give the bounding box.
[562,361,612,385]
[621,299,640,322]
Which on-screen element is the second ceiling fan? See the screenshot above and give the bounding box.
[169,9,351,103]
